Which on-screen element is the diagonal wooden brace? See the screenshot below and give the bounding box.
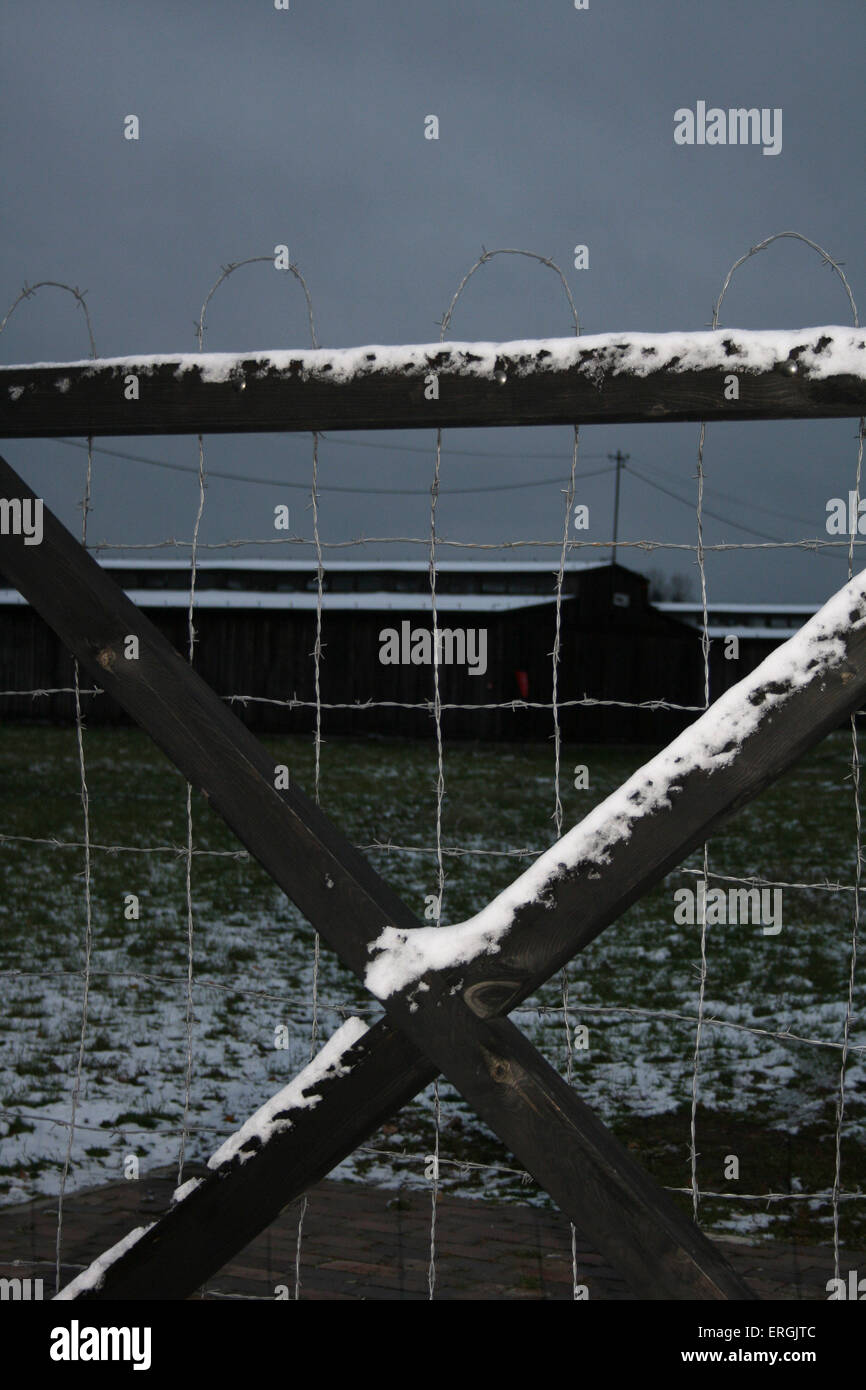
[4,452,866,1299]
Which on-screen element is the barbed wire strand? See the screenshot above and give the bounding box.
[714,229,862,1278]
[80,533,866,555]
[835,411,865,1278]
[54,445,96,1298]
[425,429,445,1303]
[688,416,711,1226]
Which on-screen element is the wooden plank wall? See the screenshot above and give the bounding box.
[0,571,708,741]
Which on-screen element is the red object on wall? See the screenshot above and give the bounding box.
[515,669,529,699]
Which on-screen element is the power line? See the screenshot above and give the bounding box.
[631,461,783,536]
[44,436,841,546]
[330,437,842,537]
[628,463,785,542]
[318,432,610,462]
[46,436,615,496]
[627,463,841,558]
[633,456,821,531]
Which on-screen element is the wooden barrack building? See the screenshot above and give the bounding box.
[0,556,807,742]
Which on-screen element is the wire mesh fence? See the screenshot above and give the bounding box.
[0,233,864,1300]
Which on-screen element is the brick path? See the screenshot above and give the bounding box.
[0,1169,860,1300]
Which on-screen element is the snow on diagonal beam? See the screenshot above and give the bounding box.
[2,326,865,437]
[55,1019,437,1302]
[62,1013,752,1303]
[127,564,866,1299]
[33,572,866,1295]
[4,455,864,1299]
[366,570,866,1017]
[0,452,753,1301]
[60,497,866,1299]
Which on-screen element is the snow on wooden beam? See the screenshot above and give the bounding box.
[366,560,866,1016]
[55,1018,438,1302]
[63,1012,753,1303]
[1,451,752,1301]
[2,326,865,436]
[57,544,866,1298]
[5,452,864,1302]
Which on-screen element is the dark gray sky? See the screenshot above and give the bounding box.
[2,0,864,602]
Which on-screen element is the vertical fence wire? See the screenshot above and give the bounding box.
[689,420,711,1224]
[190,251,323,1298]
[2,239,864,1295]
[56,440,96,1294]
[174,292,217,1192]
[711,231,861,1256]
[295,425,324,1301]
[552,426,581,1294]
[292,265,321,1303]
[836,414,865,1277]
[426,424,445,1300]
[0,282,98,1295]
[177,429,206,1189]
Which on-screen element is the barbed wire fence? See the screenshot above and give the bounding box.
[0,232,864,1300]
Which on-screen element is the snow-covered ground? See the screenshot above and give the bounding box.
[0,727,863,1242]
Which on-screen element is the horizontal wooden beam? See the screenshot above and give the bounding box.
[2,327,864,436]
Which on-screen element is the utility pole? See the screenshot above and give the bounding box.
[609,450,629,569]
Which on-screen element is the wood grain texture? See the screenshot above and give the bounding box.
[2,338,864,437]
[65,1021,436,1302]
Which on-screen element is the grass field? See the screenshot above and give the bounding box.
[1,722,864,1248]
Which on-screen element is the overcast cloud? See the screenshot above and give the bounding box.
[2,0,864,602]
